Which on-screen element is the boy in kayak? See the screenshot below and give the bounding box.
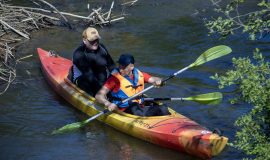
[95,54,170,116]
[68,27,116,96]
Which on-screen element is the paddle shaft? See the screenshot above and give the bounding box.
[144,92,223,102]
[144,98,183,101]
[85,109,109,123]
[122,66,190,104]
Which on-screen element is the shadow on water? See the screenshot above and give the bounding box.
[0,0,258,159]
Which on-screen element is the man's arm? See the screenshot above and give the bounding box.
[106,54,116,72]
[143,72,163,86]
[95,86,118,111]
[73,46,88,73]
[100,43,116,71]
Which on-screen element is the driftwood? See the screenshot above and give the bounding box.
[36,0,72,29]
[0,1,60,95]
[0,43,16,95]
[0,19,30,39]
[0,0,134,95]
[122,0,138,6]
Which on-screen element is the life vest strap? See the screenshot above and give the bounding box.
[125,84,143,89]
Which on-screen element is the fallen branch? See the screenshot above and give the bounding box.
[0,19,30,39]
[36,0,72,28]
[106,1,115,20]
[122,0,138,6]
[96,17,125,25]
[16,54,33,62]
[0,70,16,95]
[93,9,106,24]
[4,5,93,21]
[22,9,39,29]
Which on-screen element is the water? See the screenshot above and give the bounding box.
[1,0,267,159]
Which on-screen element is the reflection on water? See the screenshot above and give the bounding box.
[0,0,256,160]
[84,122,198,160]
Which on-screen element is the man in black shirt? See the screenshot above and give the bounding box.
[69,27,116,96]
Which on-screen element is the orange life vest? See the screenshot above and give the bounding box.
[111,68,145,108]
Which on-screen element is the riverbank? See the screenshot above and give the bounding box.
[0,0,131,95]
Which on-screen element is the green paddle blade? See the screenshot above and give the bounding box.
[189,45,232,67]
[51,120,87,135]
[51,110,108,135]
[183,92,223,105]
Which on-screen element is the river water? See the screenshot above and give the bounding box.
[1,1,268,160]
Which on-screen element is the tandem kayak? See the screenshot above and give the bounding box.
[37,48,228,159]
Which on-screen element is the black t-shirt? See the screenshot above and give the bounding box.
[73,43,116,84]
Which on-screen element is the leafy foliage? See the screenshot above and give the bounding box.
[205,0,270,40]
[204,1,270,159]
[211,49,270,159]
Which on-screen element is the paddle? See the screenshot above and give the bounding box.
[122,45,232,104]
[52,110,108,134]
[144,92,223,105]
[51,45,231,134]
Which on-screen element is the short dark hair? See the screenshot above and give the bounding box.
[117,54,135,67]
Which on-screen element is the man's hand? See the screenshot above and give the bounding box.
[150,77,164,87]
[107,103,118,111]
[95,86,118,111]
[153,78,162,86]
